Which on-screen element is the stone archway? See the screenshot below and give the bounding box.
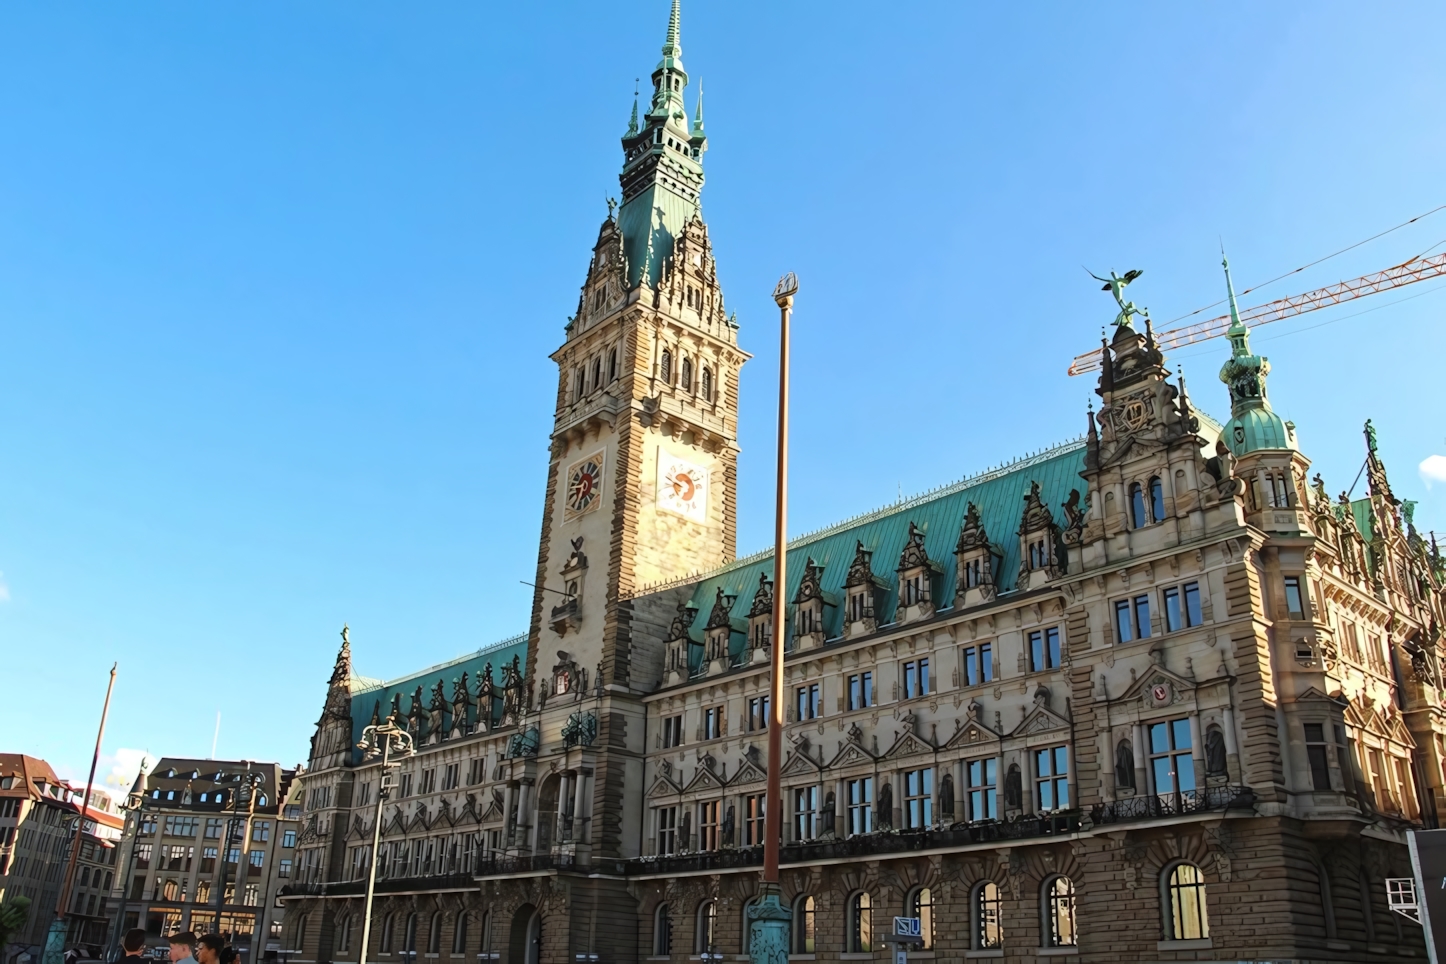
[508,903,542,964]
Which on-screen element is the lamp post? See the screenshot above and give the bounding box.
[356,715,413,964]
[748,273,797,964]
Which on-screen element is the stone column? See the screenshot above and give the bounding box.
[502,782,517,848]
[1133,722,1149,795]
[1221,705,1241,781]
[571,769,589,844]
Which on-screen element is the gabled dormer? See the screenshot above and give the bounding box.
[842,540,887,639]
[663,601,699,686]
[1016,481,1064,591]
[703,587,738,674]
[745,572,774,664]
[953,502,1002,609]
[895,522,943,624]
[448,674,473,740]
[792,557,836,651]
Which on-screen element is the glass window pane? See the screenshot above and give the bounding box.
[1184,583,1202,626]
[1164,587,1181,632]
[1149,722,1169,754]
[1172,719,1192,750]
[1115,601,1133,643]
[981,643,993,681]
[1135,596,1152,638]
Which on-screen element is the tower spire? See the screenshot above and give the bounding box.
[329,624,352,686]
[1222,247,1251,358]
[1218,250,1294,453]
[693,78,704,134]
[663,0,681,59]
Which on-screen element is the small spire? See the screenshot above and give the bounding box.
[692,79,705,133]
[1221,246,1250,357]
[330,624,352,686]
[663,0,682,58]
[626,78,639,136]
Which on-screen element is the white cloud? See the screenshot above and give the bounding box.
[102,748,154,790]
[1420,455,1446,489]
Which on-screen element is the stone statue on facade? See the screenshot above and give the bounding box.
[1115,739,1135,790]
[1089,268,1147,328]
[877,780,893,830]
[1004,764,1023,811]
[1205,726,1228,777]
[938,773,955,821]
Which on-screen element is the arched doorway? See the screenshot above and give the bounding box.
[535,774,562,851]
[508,904,542,964]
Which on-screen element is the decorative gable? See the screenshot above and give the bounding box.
[882,714,936,759]
[1119,661,1197,709]
[896,522,943,624]
[792,557,835,650]
[954,502,1001,609]
[746,572,774,654]
[728,758,767,787]
[648,768,683,799]
[843,541,885,639]
[683,764,724,794]
[1016,481,1064,590]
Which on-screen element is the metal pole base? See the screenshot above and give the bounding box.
[747,883,791,964]
[41,917,68,964]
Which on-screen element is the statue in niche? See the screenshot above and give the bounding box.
[680,809,692,851]
[1115,739,1136,791]
[877,780,893,830]
[1004,764,1023,811]
[822,791,836,837]
[938,773,955,821]
[722,805,735,846]
[1205,726,1228,777]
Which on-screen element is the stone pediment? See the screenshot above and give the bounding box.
[728,759,767,787]
[648,771,683,799]
[826,739,877,770]
[684,765,724,794]
[348,818,371,842]
[480,790,504,822]
[1385,712,1416,748]
[1119,663,1196,709]
[1012,704,1071,738]
[944,717,1001,749]
[781,749,822,776]
[883,717,936,759]
[385,808,406,835]
[1293,686,1346,706]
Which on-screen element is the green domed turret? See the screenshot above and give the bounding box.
[1218,253,1296,455]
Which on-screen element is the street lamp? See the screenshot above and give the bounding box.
[356,715,414,964]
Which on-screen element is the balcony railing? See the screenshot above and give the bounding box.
[1090,785,1255,825]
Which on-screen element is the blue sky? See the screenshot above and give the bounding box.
[3,1,1445,787]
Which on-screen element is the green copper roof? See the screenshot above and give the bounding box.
[1218,252,1295,455]
[670,439,1089,670]
[347,632,528,756]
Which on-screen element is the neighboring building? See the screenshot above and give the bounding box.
[107,759,300,963]
[281,3,1445,962]
[0,754,124,958]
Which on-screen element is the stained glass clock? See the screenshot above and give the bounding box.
[565,453,605,517]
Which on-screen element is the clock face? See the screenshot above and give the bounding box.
[565,453,605,518]
[657,450,708,523]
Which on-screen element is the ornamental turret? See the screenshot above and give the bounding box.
[1218,253,1297,455]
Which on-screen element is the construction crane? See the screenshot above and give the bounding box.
[1066,251,1446,376]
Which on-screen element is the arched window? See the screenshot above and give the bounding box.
[973,881,1003,949]
[1150,476,1165,522]
[1164,863,1209,940]
[294,914,308,951]
[427,912,441,954]
[404,913,418,954]
[660,349,673,384]
[906,887,934,949]
[701,367,713,401]
[739,897,757,953]
[792,895,815,954]
[381,914,395,952]
[848,892,872,953]
[451,913,467,955]
[653,904,672,956]
[1130,483,1148,529]
[479,912,492,958]
[1043,876,1077,947]
[681,357,693,391]
[694,900,717,954]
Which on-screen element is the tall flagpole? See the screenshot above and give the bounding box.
[750,273,798,964]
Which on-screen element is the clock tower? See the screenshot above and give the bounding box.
[526,0,744,723]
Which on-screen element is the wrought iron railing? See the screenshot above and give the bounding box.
[1090,785,1255,825]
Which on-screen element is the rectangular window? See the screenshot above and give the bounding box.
[282,829,296,849]
[744,794,766,846]
[796,684,821,721]
[443,763,459,791]
[140,816,157,836]
[967,758,998,821]
[903,659,930,699]
[703,706,723,740]
[697,800,720,851]
[662,715,683,748]
[357,781,372,807]
[1335,725,1356,792]
[1149,718,1196,795]
[1341,621,1361,662]
[1283,576,1305,618]
[1303,723,1331,791]
[1029,627,1062,672]
[747,696,770,731]
[1114,596,1152,643]
[134,844,152,869]
[251,821,271,843]
[278,858,292,878]
[420,769,437,794]
[848,672,874,710]
[1034,746,1070,811]
[903,769,933,829]
[398,773,413,798]
[793,786,818,841]
[200,847,217,873]
[1163,582,1203,632]
[962,643,994,687]
[163,816,198,838]
[467,759,483,786]
[656,807,677,855]
[846,778,873,836]
[248,849,265,868]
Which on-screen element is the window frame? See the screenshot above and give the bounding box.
[903,658,931,699]
[963,642,994,686]
[792,895,816,954]
[848,891,873,953]
[1163,862,1210,941]
[846,777,873,836]
[967,756,998,822]
[1034,745,1070,811]
[1043,876,1078,947]
[1148,717,1196,797]
[906,886,935,949]
[848,672,874,710]
[903,768,934,829]
[1029,627,1062,672]
[796,683,821,721]
[973,881,1003,949]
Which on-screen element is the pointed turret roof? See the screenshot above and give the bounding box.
[1218,252,1295,454]
[329,624,353,687]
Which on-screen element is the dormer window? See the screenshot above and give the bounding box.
[963,558,983,588]
[747,572,774,655]
[1028,538,1048,570]
[1016,481,1063,589]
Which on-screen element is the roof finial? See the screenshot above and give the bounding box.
[1221,243,1249,355]
[627,79,639,136]
[692,78,705,133]
[663,0,682,57]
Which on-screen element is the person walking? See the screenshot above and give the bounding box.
[165,934,197,964]
[120,930,148,962]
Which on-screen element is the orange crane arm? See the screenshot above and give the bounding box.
[1067,251,1446,376]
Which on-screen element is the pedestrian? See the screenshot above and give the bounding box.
[193,936,224,964]
[166,934,198,964]
[121,930,149,961]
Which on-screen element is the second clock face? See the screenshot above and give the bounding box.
[657,449,708,523]
[565,452,605,518]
